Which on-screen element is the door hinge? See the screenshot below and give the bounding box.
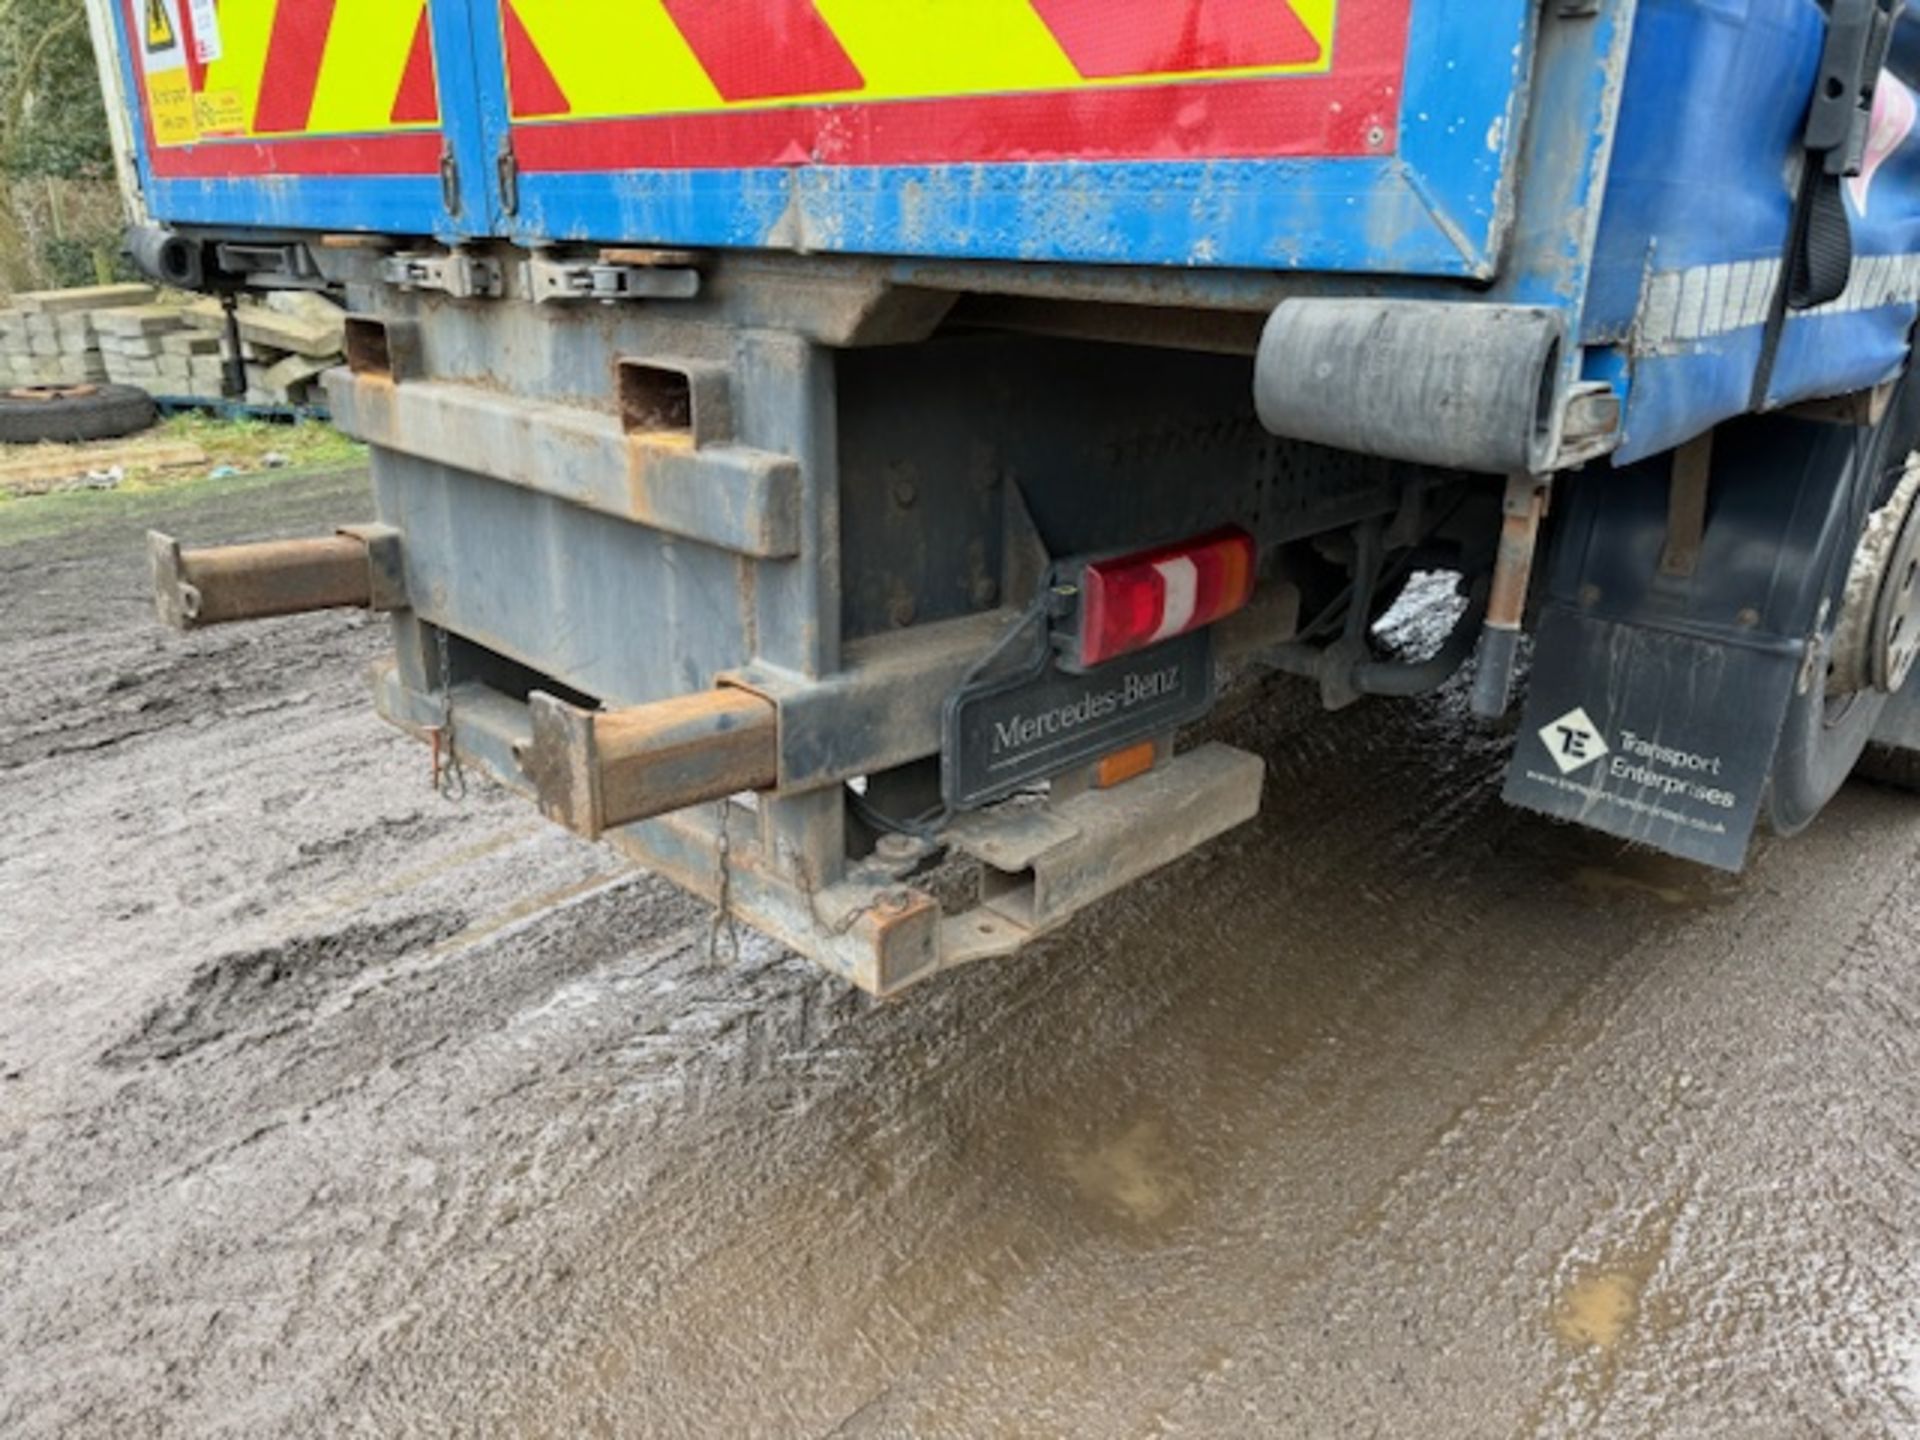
[439,145,461,217]
[379,251,506,300]
[497,136,520,218]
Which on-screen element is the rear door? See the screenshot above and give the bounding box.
[105,0,498,237]
[478,0,1537,276]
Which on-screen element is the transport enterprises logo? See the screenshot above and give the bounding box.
[1540,706,1609,776]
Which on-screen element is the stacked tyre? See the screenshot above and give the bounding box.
[0,383,156,444]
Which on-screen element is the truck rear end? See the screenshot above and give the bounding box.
[96,0,1920,992]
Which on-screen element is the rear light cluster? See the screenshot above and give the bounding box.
[1067,527,1256,670]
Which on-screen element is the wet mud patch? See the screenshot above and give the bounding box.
[1549,1194,1686,1392]
[1569,849,1742,911]
[100,910,466,1069]
[272,808,466,880]
[1053,1114,1195,1229]
[1555,1268,1642,1350]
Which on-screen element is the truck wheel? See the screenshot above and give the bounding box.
[1768,652,1891,834]
[1767,372,1920,835]
[0,383,156,444]
[1853,652,1920,794]
[1855,741,1920,791]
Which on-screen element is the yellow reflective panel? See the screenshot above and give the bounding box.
[308,0,425,134]
[514,0,721,119]
[199,0,272,136]
[514,0,1341,123]
[812,0,1077,101]
[1295,0,1338,62]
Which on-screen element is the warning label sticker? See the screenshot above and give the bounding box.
[138,0,196,145]
[187,0,222,65]
[144,0,176,54]
[193,88,245,137]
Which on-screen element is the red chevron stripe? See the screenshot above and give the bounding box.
[660,0,863,103]
[390,6,438,124]
[503,0,570,117]
[1031,0,1322,78]
[174,0,207,91]
[252,0,337,135]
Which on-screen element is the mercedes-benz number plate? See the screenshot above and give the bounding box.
[942,629,1214,809]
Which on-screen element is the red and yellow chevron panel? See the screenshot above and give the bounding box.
[128,0,444,177]
[502,0,1408,172]
[128,0,1412,181]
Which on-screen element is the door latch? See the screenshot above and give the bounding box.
[522,251,702,304]
[379,251,505,299]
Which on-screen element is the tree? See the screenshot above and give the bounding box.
[0,0,117,288]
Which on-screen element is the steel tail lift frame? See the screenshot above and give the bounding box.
[147,511,1271,999]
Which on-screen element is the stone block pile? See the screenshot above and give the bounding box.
[0,284,154,385]
[0,285,345,407]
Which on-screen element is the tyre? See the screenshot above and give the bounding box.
[1855,742,1920,791]
[0,383,157,444]
[1766,369,1920,834]
[1767,651,1888,833]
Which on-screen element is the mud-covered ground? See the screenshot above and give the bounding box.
[6,466,1920,1438]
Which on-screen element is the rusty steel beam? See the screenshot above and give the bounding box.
[1658,432,1714,580]
[1469,477,1550,719]
[148,525,405,630]
[524,688,779,840]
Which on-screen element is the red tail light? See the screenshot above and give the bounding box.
[1071,527,1256,670]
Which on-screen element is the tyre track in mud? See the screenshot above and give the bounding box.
[6,468,1920,1436]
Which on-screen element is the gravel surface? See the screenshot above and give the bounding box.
[5,466,1920,1437]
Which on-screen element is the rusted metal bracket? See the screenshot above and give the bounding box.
[525,252,701,305]
[522,688,779,840]
[1787,380,1895,427]
[147,524,405,630]
[379,251,504,299]
[324,369,798,558]
[1554,380,1624,468]
[1658,431,1714,579]
[370,661,1266,996]
[344,314,422,381]
[1470,475,1551,718]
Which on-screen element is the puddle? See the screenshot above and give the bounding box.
[1551,1199,1684,1359]
[1057,1117,1191,1225]
[1554,1269,1641,1351]
[1571,854,1733,909]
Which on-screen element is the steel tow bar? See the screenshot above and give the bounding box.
[522,688,780,839]
[147,524,406,630]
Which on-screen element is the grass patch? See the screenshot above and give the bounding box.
[0,408,365,507]
[0,461,368,547]
[149,410,365,476]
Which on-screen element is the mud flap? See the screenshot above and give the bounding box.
[1501,414,1866,870]
[1505,608,1798,870]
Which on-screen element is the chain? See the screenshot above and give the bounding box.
[432,625,467,801]
[707,799,740,964]
[789,842,870,938]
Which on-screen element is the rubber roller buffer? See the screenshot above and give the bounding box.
[1252,300,1566,476]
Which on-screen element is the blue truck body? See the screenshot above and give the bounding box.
[98,0,1920,467]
